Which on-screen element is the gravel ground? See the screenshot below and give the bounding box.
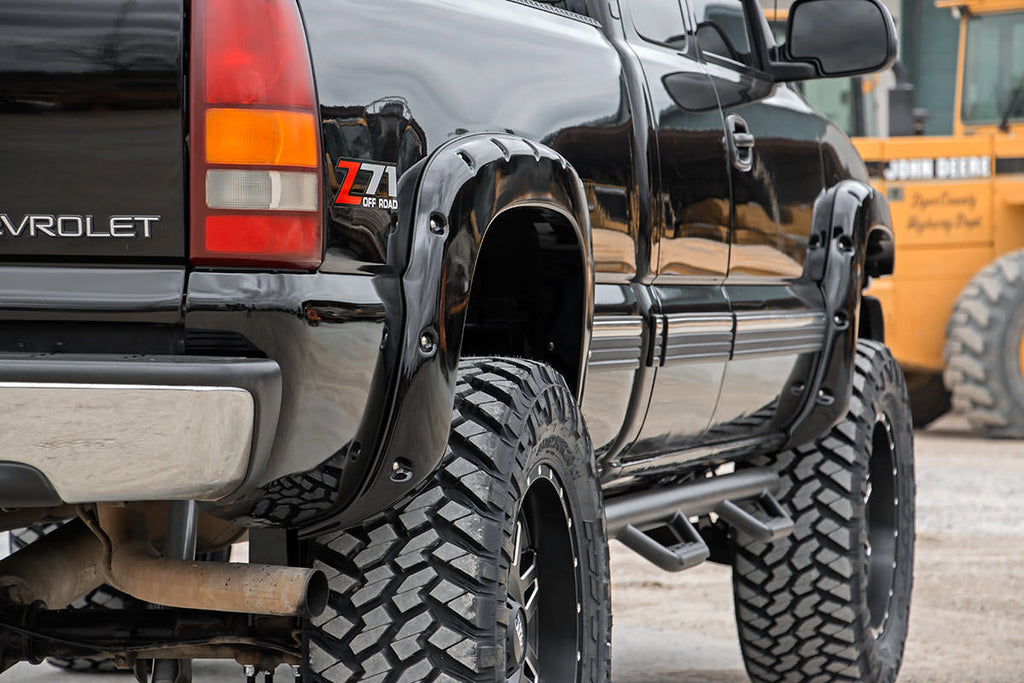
[611,414,1024,682]
[5,414,1023,681]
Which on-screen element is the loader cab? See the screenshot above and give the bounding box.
[944,0,1024,137]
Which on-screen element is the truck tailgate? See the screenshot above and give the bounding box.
[0,0,185,262]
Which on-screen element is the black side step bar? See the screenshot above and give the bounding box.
[605,468,795,572]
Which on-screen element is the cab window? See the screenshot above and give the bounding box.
[630,0,689,50]
[690,0,754,66]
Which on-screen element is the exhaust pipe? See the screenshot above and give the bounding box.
[95,505,328,618]
[0,507,328,619]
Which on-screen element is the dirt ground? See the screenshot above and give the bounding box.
[5,414,1023,681]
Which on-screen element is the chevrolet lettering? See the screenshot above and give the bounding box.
[0,214,160,239]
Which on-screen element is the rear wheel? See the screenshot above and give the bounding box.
[303,358,611,682]
[733,340,915,682]
[944,248,1024,437]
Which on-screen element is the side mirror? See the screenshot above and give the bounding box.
[770,0,897,82]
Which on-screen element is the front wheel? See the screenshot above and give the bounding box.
[304,358,611,682]
[733,340,915,682]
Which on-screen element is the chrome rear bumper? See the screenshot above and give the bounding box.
[0,355,281,506]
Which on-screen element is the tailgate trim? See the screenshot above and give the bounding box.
[0,267,184,323]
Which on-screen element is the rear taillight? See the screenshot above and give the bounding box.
[190,0,322,269]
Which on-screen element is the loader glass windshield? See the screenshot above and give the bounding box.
[962,12,1024,125]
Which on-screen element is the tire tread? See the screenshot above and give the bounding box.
[305,358,610,683]
[733,340,915,683]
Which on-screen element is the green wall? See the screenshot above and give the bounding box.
[900,0,960,134]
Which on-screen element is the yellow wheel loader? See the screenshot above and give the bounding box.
[853,0,1024,436]
[769,0,1024,436]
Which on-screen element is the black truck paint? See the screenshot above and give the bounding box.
[0,0,890,531]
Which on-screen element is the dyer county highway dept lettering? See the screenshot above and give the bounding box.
[900,190,984,234]
[883,156,991,182]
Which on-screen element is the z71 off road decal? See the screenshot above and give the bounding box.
[334,159,399,211]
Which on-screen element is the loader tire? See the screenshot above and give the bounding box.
[304,358,611,682]
[733,340,916,682]
[944,248,1024,438]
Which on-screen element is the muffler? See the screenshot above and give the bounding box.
[0,518,106,608]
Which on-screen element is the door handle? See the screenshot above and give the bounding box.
[726,113,755,173]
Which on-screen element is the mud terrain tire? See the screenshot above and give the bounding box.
[303,358,611,682]
[732,340,915,682]
[944,248,1024,437]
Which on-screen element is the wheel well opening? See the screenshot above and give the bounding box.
[460,207,586,392]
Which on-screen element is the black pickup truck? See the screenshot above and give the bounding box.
[0,0,913,681]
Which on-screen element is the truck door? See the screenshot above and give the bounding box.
[687,0,829,440]
[616,0,735,461]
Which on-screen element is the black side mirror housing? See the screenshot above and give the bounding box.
[770,0,897,82]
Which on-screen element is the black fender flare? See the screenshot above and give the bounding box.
[321,133,594,531]
[785,179,890,449]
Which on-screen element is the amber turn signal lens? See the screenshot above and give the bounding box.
[205,108,317,167]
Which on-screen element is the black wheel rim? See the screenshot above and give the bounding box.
[865,412,899,638]
[505,464,581,683]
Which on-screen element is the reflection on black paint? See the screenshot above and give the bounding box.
[0,0,185,261]
[705,72,775,110]
[321,98,427,268]
[708,77,827,278]
[661,72,721,113]
[304,0,635,273]
[0,0,181,112]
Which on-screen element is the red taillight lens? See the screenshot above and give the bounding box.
[190,0,323,269]
[203,0,314,107]
[204,215,322,268]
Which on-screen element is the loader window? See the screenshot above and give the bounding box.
[962,12,1024,125]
